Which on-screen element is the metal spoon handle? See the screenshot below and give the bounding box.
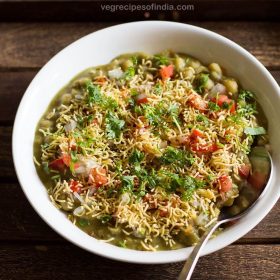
[178,220,224,280]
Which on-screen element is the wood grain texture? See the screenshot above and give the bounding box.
[0,243,279,280]
[0,22,279,69]
[0,182,279,242]
[0,0,279,21]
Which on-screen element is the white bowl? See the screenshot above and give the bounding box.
[13,21,280,264]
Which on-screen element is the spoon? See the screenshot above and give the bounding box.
[178,147,272,280]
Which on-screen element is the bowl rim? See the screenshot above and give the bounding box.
[12,20,280,264]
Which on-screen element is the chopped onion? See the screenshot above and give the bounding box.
[159,141,168,149]
[88,187,96,196]
[135,93,148,104]
[133,228,145,238]
[191,200,199,208]
[120,192,130,205]
[73,192,85,204]
[75,94,83,100]
[74,164,86,174]
[64,120,77,133]
[74,158,100,176]
[73,206,84,216]
[108,68,123,79]
[85,158,100,170]
[208,83,227,99]
[196,213,208,226]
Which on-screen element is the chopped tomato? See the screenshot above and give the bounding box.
[191,129,204,139]
[94,77,106,85]
[159,209,168,217]
[159,64,174,80]
[137,116,149,128]
[49,158,65,171]
[218,175,232,193]
[90,167,108,188]
[248,171,267,190]
[229,102,236,113]
[188,93,208,112]
[92,118,99,125]
[143,194,156,209]
[189,129,218,154]
[61,154,71,167]
[68,139,76,151]
[73,162,81,170]
[239,164,251,178]
[192,143,218,153]
[135,93,148,104]
[213,95,236,113]
[69,180,81,194]
[216,95,229,107]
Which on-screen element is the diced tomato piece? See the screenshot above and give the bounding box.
[159,65,174,80]
[92,118,99,125]
[49,158,65,171]
[191,129,204,139]
[248,171,267,190]
[159,209,168,217]
[218,175,232,193]
[189,129,218,154]
[61,154,71,167]
[216,95,229,107]
[73,162,81,170]
[69,180,81,194]
[135,93,148,104]
[230,102,236,113]
[191,143,218,153]
[213,95,236,113]
[94,76,106,85]
[188,93,208,112]
[137,116,149,128]
[239,164,251,178]
[90,167,108,188]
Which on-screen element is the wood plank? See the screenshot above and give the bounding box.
[0,71,36,123]
[0,182,279,242]
[0,70,279,123]
[0,22,279,69]
[0,0,279,21]
[0,243,279,279]
[0,127,15,177]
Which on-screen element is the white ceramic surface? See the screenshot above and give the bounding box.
[12,21,280,264]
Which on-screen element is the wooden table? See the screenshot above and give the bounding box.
[0,1,279,279]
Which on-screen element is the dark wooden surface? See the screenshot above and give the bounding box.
[0,0,279,21]
[0,2,280,279]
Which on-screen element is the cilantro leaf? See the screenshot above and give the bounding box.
[237,89,257,117]
[86,81,118,111]
[154,83,163,95]
[129,149,145,165]
[86,82,102,104]
[99,214,112,224]
[160,146,194,168]
[195,73,209,94]
[238,89,255,102]
[196,114,209,124]
[121,175,135,193]
[158,170,205,200]
[208,101,220,111]
[131,56,138,66]
[244,127,266,135]
[154,55,169,66]
[124,67,135,80]
[105,112,125,139]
